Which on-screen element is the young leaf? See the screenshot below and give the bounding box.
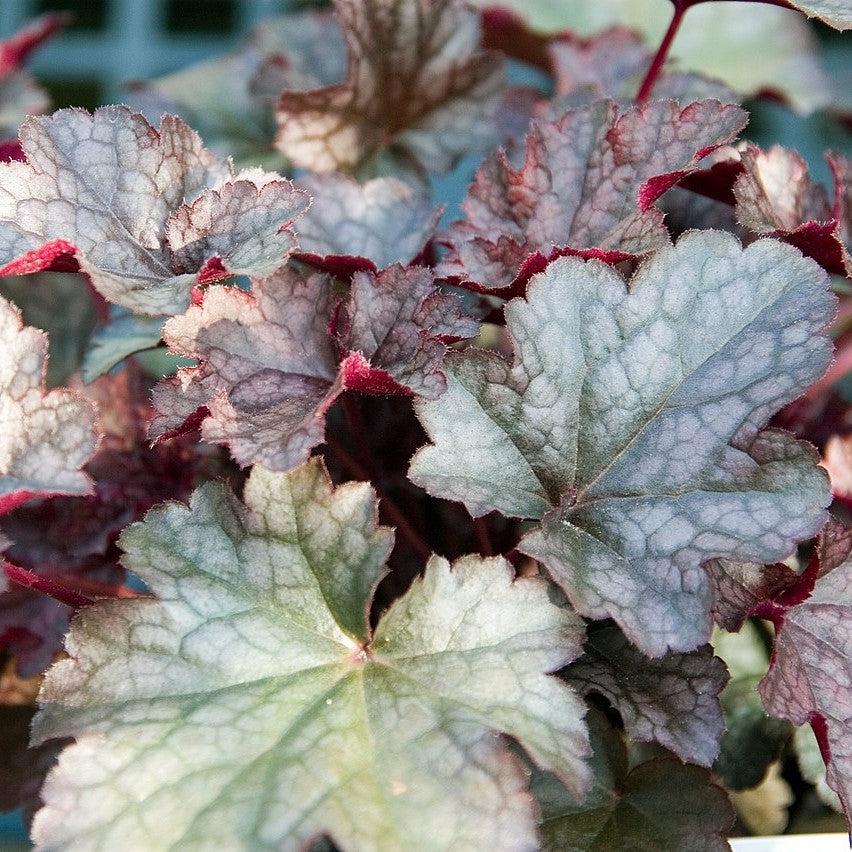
[32,460,590,850]
[437,100,747,294]
[295,175,443,276]
[151,265,474,470]
[0,294,99,515]
[0,106,308,315]
[411,232,834,655]
[759,523,852,822]
[275,0,504,174]
[733,145,850,276]
[565,620,727,766]
[532,709,734,851]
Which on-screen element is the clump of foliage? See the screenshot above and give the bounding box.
[0,0,851,848]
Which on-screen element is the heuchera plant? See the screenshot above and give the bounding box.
[0,0,851,848]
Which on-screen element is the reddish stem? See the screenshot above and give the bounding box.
[325,436,432,563]
[3,561,93,609]
[636,3,686,103]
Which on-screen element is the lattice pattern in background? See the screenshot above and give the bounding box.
[0,0,294,108]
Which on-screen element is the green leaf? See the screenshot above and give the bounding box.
[81,311,166,383]
[533,709,734,851]
[32,459,591,850]
[410,232,833,656]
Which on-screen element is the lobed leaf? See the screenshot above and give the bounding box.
[275,0,504,174]
[533,708,734,851]
[565,620,728,766]
[32,460,590,850]
[411,232,834,655]
[437,99,747,294]
[0,294,99,515]
[151,265,475,470]
[0,106,309,314]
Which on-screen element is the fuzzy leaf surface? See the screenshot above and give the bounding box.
[276,0,504,174]
[0,294,99,515]
[32,460,590,850]
[295,175,443,276]
[151,266,474,470]
[411,232,833,655]
[565,620,727,765]
[437,100,747,293]
[759,529,852,821]
[0,106,308,314]
[533,709,734,851]
[733,145,850,276]
[785,0,852,29]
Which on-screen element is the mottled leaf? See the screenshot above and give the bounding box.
[0,294,99,515]
[335,265,479,397]
[533,708,734,851]
[32,460,590,850]
[151,265,474,470]
[0,106,308,314]
[712,622,792,790]
[295,175,443,276]
[565,620,727,766]
[759,525,852,821]
[276,0,504,174]
[437,99,747,293]
[733,145,850,276]
[411,232,833,655]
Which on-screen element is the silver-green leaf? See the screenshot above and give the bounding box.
[32,459,590,851]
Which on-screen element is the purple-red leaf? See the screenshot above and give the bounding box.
[759,519,852,823]
[0,107,309,314]
[151,265,474,470]
[275,0,504,174]
[437,99,747,294]
[734,144,850,276]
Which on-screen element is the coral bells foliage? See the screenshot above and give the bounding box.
[1,1,852,849]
